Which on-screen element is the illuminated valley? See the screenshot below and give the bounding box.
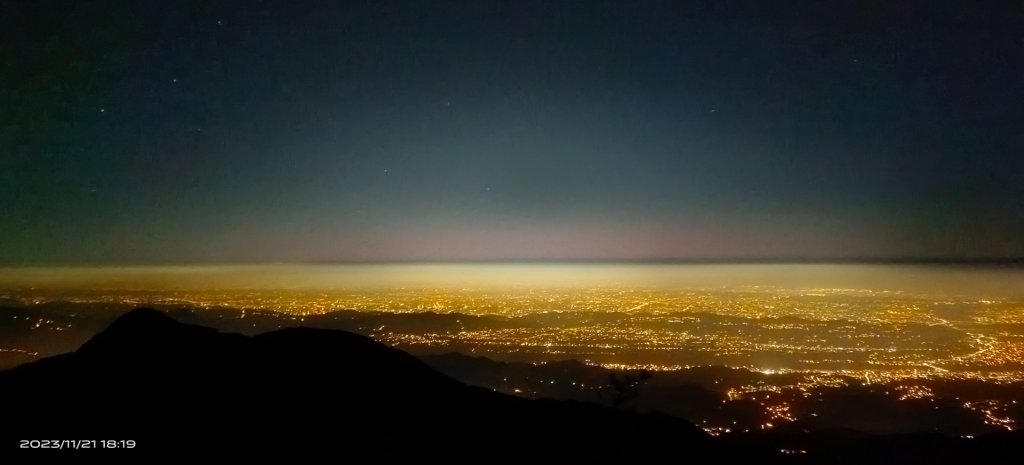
[5,277,1024,378]
[2,264,1023,437]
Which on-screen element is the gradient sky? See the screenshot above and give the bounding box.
[3,0,1023,263]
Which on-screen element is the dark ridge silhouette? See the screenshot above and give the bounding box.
[2,308,1022,463]
[1,308,712,460]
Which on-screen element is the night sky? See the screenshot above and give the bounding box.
[3,0,1023,264]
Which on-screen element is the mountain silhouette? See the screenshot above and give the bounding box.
[1,308,711,459]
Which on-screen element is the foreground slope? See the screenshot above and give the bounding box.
[1,308,710,459]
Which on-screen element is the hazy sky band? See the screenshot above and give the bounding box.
[2,264,1023,299]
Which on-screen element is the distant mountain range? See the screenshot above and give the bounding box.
[1,308,1021,462]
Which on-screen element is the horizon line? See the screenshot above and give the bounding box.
[2,257,1024,268]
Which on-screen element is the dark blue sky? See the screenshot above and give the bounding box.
[3,0,1023,263]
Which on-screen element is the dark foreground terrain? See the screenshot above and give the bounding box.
[1,309,1021,462]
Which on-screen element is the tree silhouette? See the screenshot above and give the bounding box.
[597,370,652,408]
